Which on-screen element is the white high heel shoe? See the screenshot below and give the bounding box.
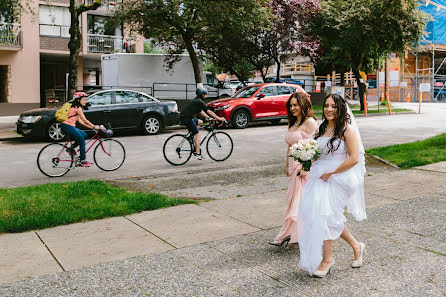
[351,242,366,268]
[313,259,335,278]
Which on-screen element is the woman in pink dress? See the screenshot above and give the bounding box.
[268,91,318,247]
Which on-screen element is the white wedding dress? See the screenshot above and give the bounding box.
[297,131,367,275]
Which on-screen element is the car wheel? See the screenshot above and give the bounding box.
[47,121,66,142]
[143,115,162,135]
[232,109,249,129]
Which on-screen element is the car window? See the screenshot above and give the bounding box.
[87,92,112,106]
[259,86,275,97]
[138,94,156,103]
[115,91,139,104]
[277,86,293,95]
[234,86,260,98]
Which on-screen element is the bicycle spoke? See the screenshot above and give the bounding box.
[163,134,193,166]
[94,139,126,171]
[206,131,233,162]
[37,143,73,177]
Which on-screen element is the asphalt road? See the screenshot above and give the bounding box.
[0,102,445,188]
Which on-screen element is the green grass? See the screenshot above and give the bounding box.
[312,104,412,116]
[366,133,446,169]
[0,180,196,233]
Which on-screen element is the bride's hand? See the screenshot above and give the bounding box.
[320,172,333,182]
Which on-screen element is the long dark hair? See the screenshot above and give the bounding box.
[71,98,82,108]
[315,94,351,153]
[286,92,316,128]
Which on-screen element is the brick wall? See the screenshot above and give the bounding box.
[40,37,83,52]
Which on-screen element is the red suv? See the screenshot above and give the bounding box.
[207,83,308,129]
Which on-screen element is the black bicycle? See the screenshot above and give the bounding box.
[163,121,233,166]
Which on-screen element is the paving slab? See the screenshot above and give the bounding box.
[173,243,309,297]
[36,216,173,271]
[163,176,288,200]
[207,228,446,297]
[126,204,260,248]
[201,191,287,229]
[364,193,401,208]
[0,231,62,284]
[364,169,446,200]
[416,161,446,173]
[0,252,240,297]
[357,194,446,243]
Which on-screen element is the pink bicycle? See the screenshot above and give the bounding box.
[37,129,126,177]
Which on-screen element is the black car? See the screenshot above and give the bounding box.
[16,89,180,141]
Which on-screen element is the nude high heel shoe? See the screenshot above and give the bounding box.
[313,259,335,278]
[268,235,291,247]
[351,242,366,268]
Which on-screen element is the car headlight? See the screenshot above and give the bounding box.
[20,115,42,123]
[214,105,231,111]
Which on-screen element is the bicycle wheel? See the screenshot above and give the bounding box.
[206,131,233,161]
[37,143,73,177]
[94,139,126,171]
[163,134,193,166]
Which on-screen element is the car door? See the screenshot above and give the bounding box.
[108,90,144,129]
[276,85,294,116]
[250,86,277,118]
[84,91,113,127]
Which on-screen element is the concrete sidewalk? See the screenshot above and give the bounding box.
[1,161,445,296]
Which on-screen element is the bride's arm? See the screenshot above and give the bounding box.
[320,126,359,182]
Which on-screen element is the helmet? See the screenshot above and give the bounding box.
[196,87,208,97]
[73,91,88,99]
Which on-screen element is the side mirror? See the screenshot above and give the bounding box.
[257,93,265,99]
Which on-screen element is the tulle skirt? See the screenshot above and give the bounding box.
[297,156,366,275]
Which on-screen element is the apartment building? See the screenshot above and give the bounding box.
[0,0,143,107]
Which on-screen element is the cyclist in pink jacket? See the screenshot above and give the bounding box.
[60,92,100,167]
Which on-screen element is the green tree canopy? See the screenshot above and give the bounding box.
[312,0,429,110]
[115,0,270,85]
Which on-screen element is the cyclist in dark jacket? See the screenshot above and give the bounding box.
[180,87,225,160]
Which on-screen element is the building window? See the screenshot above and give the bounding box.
[87,15,121,36]
[39,5,76,38]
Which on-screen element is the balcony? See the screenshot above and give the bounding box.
[87,34,135,54]
[0,23,22,51]
[85,0,121,9]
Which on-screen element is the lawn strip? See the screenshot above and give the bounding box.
[0,180,196,233]
[366,133,446,169]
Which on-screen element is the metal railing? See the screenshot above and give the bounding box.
[87,34,135,53]
[85,0,122,8]
[0,23,22,49]
[39,24,70,38]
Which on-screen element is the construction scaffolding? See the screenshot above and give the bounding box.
[399,0,446,102]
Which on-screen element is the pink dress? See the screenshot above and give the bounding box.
[274,128,311,244]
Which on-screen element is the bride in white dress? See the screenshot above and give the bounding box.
[297,94,367,278]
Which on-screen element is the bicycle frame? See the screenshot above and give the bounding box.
[185,125,218,151]
[54,133,110,168]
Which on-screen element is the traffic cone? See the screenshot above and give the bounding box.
[380,93,385,102]
[406,93,411,102]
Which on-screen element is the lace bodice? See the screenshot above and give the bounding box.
[317,137,348,161]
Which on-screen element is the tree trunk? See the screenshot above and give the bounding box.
[184,36,202,85]
[68,0,80,100]
[353,68,366,111]
[275,59,281,82]
[340,71,345,86]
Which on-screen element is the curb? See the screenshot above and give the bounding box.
[368,154,400,169]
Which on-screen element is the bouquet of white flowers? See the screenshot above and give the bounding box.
[289,139,322,171]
